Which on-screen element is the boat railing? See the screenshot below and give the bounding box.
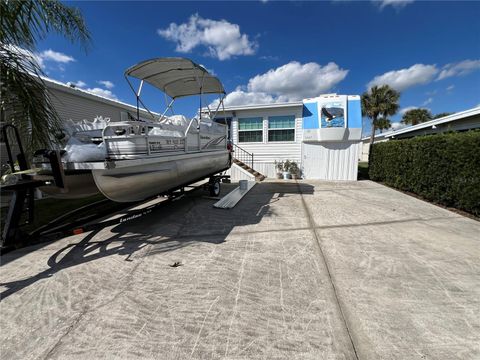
[184,117,199,152]
[101,118,226,158]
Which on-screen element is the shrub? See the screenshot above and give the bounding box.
[369,130,480,216]
[275,160,284,172]
[289,161,300,176]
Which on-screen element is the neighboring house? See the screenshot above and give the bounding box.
[360,106,480,162]
[1,76,156,170]
[214,93,363,181]
[44,76,156,123]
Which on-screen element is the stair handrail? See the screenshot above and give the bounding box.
[232,143,254,169]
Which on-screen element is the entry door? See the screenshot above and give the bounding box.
[302,143,325,179]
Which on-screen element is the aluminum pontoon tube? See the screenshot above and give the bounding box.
[92,150,230,202]
[35,171,99,199]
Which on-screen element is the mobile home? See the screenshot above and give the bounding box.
[217,94,362,181]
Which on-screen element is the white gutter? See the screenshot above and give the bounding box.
[217,101,303,112]
[385,107,480,138]
[361,106,480,141]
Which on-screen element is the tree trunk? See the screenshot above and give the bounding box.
[370,117,377,145]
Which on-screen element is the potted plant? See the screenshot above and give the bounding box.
[289,161,301,179]
[274,160,283,179]
[283,160,292,179]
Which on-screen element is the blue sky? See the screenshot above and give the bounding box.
[35,1,480,134]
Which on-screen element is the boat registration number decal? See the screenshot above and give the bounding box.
[149,138,185,151]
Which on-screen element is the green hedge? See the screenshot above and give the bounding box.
[369,130,480,216]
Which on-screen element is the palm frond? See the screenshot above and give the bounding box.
[0,0,90,50]
[0,0,90,158]
[0,43,62,155]
[361,85,401,143]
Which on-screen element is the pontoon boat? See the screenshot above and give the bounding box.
[33,57,231,202]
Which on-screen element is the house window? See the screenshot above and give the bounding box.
[268,115,295,142]
[238,117,263,143]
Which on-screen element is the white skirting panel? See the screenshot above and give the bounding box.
[249,162,276,178]
[302,141,360,181]
[226,163,256,181]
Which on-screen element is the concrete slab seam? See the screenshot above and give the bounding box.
[295,181,360,360]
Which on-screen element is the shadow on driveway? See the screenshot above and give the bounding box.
[0,182,314,300]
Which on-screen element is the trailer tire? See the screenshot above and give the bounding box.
[209,179,221,197]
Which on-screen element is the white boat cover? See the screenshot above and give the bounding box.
[125,58,225,99]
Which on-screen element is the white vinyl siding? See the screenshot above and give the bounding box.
[230,107,303,178]
[47,84,153,124]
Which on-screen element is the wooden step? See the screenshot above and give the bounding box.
[232,157,266,182]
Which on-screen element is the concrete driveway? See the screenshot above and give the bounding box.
[1,180,479,359]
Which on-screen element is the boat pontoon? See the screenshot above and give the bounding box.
[33,57,231,202]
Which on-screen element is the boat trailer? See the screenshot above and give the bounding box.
[0,124,229,252]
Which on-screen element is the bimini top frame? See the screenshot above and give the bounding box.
[124,57,227,122]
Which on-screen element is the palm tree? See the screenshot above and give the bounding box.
[376,117,391,133]
[0,0,90,156]
[361,85,400,144]
[433,112,454,119]
[401,108,432,126]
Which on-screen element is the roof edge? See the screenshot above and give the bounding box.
[39,75,159,116]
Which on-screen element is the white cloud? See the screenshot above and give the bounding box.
[367,64,438,91]
[400,106,418,115]
[248,61,348,101]
[368,59,480,93]
[85,87,118,101]
[376,0,415,10]
[390,121,406,130]
[2,44,44,69]
[97,80,114,89]
[437,59,480,80]
[67,80,86,88]
[39,49,75,64]
[422,97,433,106]
[214,61,349,107]
[3,45,76,73]
[221,87,277,107]
[158,14,257,60]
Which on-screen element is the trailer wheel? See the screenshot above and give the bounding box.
[209,178,221,197]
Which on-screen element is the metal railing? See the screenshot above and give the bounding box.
[232,143,254,169]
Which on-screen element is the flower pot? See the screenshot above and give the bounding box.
[276,172,283,179]
[282,171,291,180]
